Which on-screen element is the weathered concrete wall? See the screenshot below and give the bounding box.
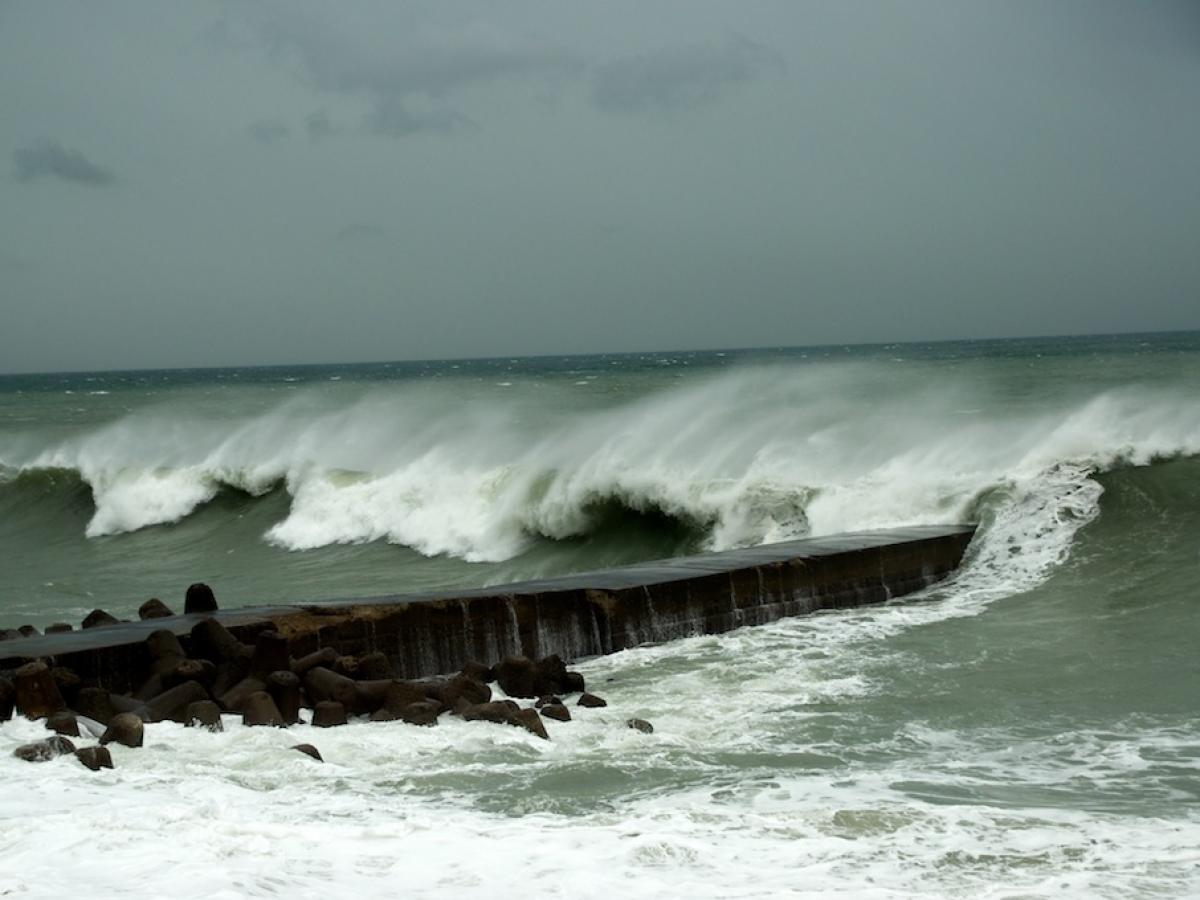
[0,525,975,692]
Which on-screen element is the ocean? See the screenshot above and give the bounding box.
[1,332,1198,897]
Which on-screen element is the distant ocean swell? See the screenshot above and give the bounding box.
[2,365,1198,576]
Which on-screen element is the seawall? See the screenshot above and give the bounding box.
[1,525,975,693]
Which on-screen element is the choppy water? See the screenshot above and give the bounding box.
[2,333,1199,897]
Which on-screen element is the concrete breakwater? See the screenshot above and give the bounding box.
[1,525,975,692]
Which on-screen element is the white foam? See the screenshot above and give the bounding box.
[2,365,1198,568]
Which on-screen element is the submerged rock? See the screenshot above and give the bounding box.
[291,743,323,762]
[185,700,223,732]
[461,701,549,740]
[14,735,76,762]
[626,718,654,734]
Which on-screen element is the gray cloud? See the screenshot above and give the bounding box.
[593,35,777,114]
[335,223,387,242]
[255,11,579,136]
[305,108,335,141]
[13,140,116,186]
[365,96,474,137]
[248,119,290,144]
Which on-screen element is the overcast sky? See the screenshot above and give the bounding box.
[2,1,1198,373]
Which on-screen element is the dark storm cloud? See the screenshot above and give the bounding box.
[248,119,290,144]
[593,36,777,114]
[335,223,387,241]
[257,11,579,137]
[13,140,116,186]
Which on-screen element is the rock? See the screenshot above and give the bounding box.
[291,647,338,676]
[426,674,490,709]
[577,692,607,708]
[493,656,539,698]
[332,655,363,679]
[14,660,65,719]
[368,707,400,722]
[100,712,145,748]
[108,693,146,717]
[191,618,251,697]
[400,700,441,727]
[354,651,394,681]
[81,609,118,629]
[513,708,549,740]
[75,746,114,771]
[44,622,73,634]
[184,582,218,614]
[267,670,302,724]
[249,630,291,680]
[541,704,571,722]
[138,597,174,619]
[210,657,251,700]
[13,736,76,762]
[626,718,654,734]
[0,628,21,640]
[461,700,515,726]
[291,743,323,762]
[242,691,285,727]
[142,680,208,723]
[460,661,495,683]
[353,679,396,712]
[534,695,562,709]
[536,654,569,690]
[0,676,14,720]
[562,671,586,694]
[163,658,216,691]
[189,617,248,662]
[50,667,82,705]
[311,701,347,728]
[145,629,187,675]
[461,701,549,739]
[218,677,267,713]
[303,667,361,712]
[74,687,116,726]
[382,680,427,714]
[185,700,223,732]
[46,711,80,737]
[17,624,40,637]
[494,655,581,698]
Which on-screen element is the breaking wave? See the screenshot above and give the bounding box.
[1,363,1198,569]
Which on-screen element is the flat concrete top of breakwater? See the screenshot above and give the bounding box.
[1,524,976,665]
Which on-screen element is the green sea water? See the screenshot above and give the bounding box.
[1,332,1198,897]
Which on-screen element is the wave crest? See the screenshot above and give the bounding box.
[1,365,1197,567]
